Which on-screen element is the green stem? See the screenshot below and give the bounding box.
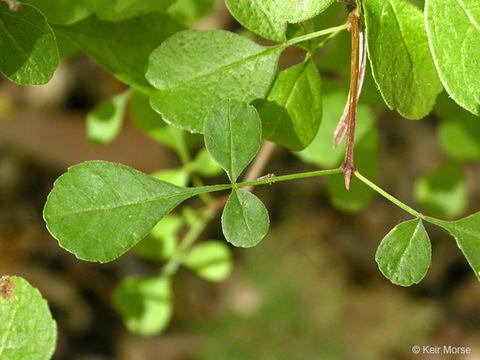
[354,171,422,218]
[312,26,346,53]
[235,168,343,189]
[284,23,349,47]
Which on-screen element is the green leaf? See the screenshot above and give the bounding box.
[414,162,468,219]
[296,89,375,168]
[426,213,480,281]
[53,14,185,90]
[258,59,322,151]
[85,0,175,21]
[191,149,223,178]
[0,276,57,360]
[24,0,89,24]
[86,90,130,144]
[222,189,269,248]
[152,168,189,187]
[363,0,442,119]
[438,111,480,161]
[134,216,182,261]
[43,161,215,263]
[0,3,59,85]
[375,219,431,286]
[129,90,199,153]
[326,127,379,213]
[225,0,333,42]
[168,0,215,23]
[204,99,262,182]
[184,241,233,282]
[146,30,281,133]
[425,0,480,115]
[113,275,173,336]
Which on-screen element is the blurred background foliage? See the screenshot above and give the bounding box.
[1,0,480,359]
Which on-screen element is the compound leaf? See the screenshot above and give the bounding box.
[43,161,213,263]
[0,276,57,360]
[204,99,262,182]
[146,30,281,133]
[425,0,480,115]
[0,3,59,85]
[54,14,185,90]
[258,59,322,151]
[375,219,431,286]
[86,90,130,144]
[85,0,175,21]
[364,0,442,119]
[222,189,269,248]
[184,241,233,282]
[113,275,172,336]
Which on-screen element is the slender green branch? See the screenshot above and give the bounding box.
[235,168,343,189]
[312,25,346,53]
[284,23,349,47]
[355,171,422,218]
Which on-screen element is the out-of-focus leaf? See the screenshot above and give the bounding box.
[113,276,173,336]
[152,168,189,187]
[25,0,89,24]
[0,276,57,360]
[0,3,59,85]
[146,30,281,133]
[414,162,468,219]
[85,0,175,21]
[258,60,322,151]
[204,99,262,182]
[222,189,269,248]
[191,149,223,178]
[168,0,215,23]
[184,241,233,282]
[438,110,480,161]
[86,90,130,144]
[375,219,431,286]
[54,14,185,90]
[133,215,182,261]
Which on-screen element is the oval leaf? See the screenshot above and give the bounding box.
[375,219,431,286]
[53,14,185,90]
[426,213,480,281]
[204,99,262,182]
[86,90,130,144]
[0,3,59,85]
[113,276,173,336]
[414,162,468,219]
[0,276,57,360]
[225,0,333,41]
[43,161,210,263]
[146,30,281,133]
[184,241,233,282]
[425,0,480,115]
[258,60,322,151]
[364,0,442,119]
[222,189,269,248]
